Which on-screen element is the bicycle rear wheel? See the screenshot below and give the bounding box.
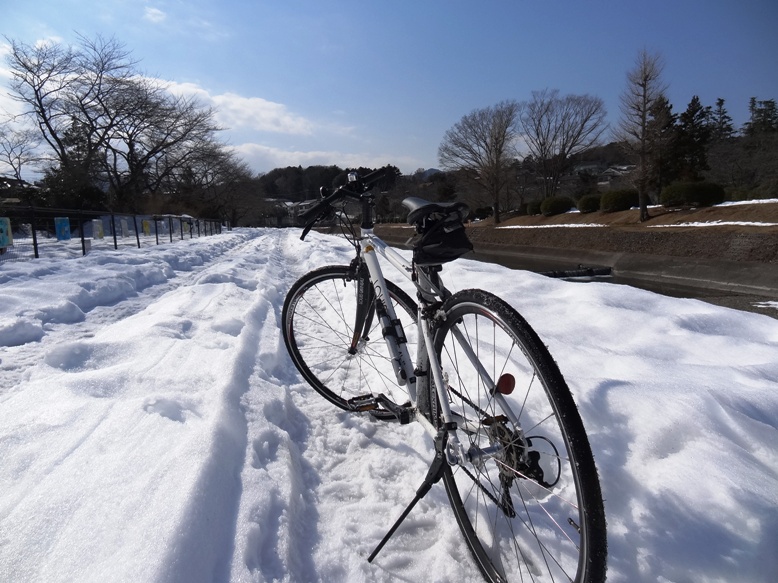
[282,265,418,417]
[429,289,606,583]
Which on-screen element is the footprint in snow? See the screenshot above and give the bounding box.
[251,430,281,469]
[45,342,99,371]
[143,398,199,423]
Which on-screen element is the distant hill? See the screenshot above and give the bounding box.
[418,168,442,180]
[572,142,632,166]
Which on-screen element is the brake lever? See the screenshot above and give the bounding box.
[300,208,329,241]
[300,218,316,241]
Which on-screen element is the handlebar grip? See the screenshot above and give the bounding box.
[360,167,387,188]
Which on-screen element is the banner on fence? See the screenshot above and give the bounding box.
[92,219,104,239]
[120,219,129,238]
[0,217,13,248]
[142,220,151,236]
[54,217,71,241]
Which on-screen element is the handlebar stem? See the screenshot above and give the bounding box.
[360,193,375,230]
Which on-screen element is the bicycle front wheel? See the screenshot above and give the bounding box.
[429,289,606,583]
[282,265,418,417]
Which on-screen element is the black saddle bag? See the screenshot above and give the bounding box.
[409,211,473,266]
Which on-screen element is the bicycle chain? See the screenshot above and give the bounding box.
[458,462,515,517]
[443,382,490,419]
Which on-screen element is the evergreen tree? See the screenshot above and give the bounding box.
[710,98,735,141]
[744,97,778,136]
[676,95,712,180]
[646,95,678,193]
[41,119,107,209]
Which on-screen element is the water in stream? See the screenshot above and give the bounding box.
[469,250,778,319]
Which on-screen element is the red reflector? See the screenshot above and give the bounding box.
[496,373,515,395]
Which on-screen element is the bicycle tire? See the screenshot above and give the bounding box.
[282,265,418,418]
[428,289,606,583]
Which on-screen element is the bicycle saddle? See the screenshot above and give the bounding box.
[402,197,470,225]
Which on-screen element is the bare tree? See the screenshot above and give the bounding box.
[438,100,521,224]
[101,76,220,210]
[156,139,254,223]
[519,89,607,199]
[5,35,136,186]
[0,121,40,180]
[615,49,667,221]
[5,34,224,211]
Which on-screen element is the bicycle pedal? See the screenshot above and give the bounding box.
[347,394,380,412]
[347,394,413,424]
[374,394,413,424]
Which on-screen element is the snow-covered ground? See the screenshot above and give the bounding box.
[497,223,607,229]
[1,228,776,583]
[495,198,778,229]
[648,221,778,228]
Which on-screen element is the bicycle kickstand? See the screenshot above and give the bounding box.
[367,427,449,563]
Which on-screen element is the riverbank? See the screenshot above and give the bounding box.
[373,200,778,318]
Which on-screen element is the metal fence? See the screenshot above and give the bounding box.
[0,206,227,263]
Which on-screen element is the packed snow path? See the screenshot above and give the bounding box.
[1,228,776,583]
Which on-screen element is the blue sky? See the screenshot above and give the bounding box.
[2,0,777,177]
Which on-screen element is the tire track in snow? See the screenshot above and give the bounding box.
[229,230,485,583]
[155,231,292,583]
[0,230,277,583]
[230,230,324,583]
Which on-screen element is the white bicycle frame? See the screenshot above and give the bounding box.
[357,227,520,464]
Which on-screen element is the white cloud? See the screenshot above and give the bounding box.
[213,93,314,135]
[33,36,64,49]
[144,7,167,24]
[0,42,11,77]
[0,44,23,118]
[153,80,422,174]
[163,81,316,135]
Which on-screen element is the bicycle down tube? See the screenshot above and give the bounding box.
[359,235,417,398]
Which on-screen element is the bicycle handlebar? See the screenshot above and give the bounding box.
[299,167,388,240]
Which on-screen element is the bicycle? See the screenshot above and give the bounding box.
[281,168,607,583]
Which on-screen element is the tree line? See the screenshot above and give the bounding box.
[438,49,778,223]
[1,36,776,227]
[0,34,255,223]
